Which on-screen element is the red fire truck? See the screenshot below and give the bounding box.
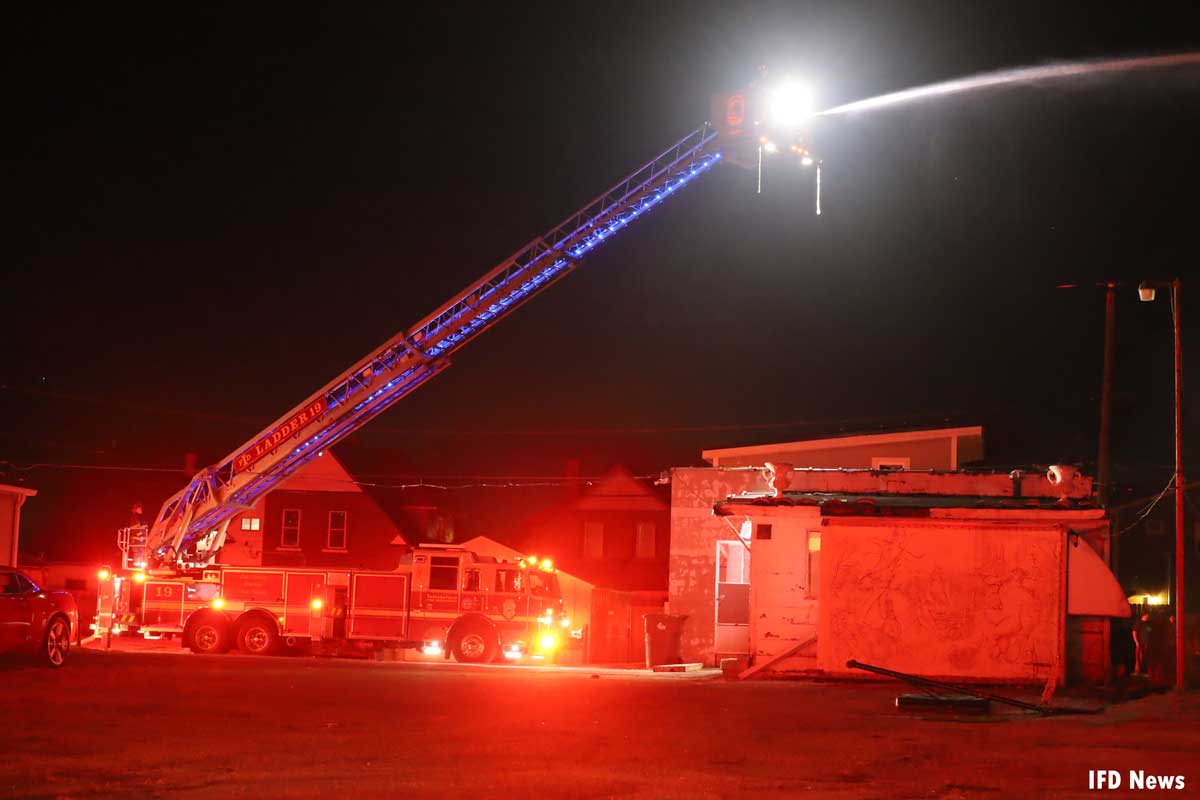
[103,546,567,663]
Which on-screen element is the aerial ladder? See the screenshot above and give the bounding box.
[120,77,818,574]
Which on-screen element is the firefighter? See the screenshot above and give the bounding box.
[1133,612,1151,675]
[128,501,146,529]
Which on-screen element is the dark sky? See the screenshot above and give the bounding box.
[4,2,1200,554]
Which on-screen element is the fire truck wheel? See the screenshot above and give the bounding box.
[186,617,230,654]
[450,622,496,664]
[237,616,279,656]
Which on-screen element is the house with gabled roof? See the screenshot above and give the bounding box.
[221,451,410,571]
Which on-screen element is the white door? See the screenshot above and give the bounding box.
[715,540,750,657]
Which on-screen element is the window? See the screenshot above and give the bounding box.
[717,541,750,584]
[185,583,220,602]
[871,456,910,471]
[495,569,519,593]
[281,509,300,548]
[528,571,559,597]
[635,522,656,559]
[327,511,347,550]
[0,572,34,593]
[240,517,261,531]
[756,523,773,540]
[428,556,459,590]
[463,569,481,592]
[583,521,604,559]
[716,541,750,627]
[807,532,821,599]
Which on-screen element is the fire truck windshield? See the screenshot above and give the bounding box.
[527,571,559,598]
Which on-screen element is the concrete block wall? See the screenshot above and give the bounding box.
[668,467,766,666]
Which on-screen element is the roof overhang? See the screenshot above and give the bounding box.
[702,426,984,465]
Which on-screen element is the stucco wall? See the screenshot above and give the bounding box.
[668,467,766,665]
[748,510,822,670]
[818,518,1067,683]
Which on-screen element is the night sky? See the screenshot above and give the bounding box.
[5,3,1199,559]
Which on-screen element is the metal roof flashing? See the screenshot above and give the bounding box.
[714,491,1103,517]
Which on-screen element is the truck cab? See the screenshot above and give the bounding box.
[408,545,565,663]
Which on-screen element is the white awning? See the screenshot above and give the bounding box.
[1068,537,1131,618]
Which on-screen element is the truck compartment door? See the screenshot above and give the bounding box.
[349,574,409,639]
[284,572,326,636]
[142,581,185,630]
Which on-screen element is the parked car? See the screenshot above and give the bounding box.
[0,568,79,667]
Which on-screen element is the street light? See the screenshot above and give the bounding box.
[1137,277,1185,690]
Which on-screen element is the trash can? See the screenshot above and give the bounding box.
[643,613,686,668]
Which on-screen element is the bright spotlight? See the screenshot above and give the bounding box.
[768,81,815,128]
[800,155,814,167]
[762,140,778,154]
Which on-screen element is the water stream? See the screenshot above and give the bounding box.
[816,52,1200,116]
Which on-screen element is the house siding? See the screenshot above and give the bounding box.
[259,490,405,571]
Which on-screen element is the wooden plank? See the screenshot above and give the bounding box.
[738,636,817,680]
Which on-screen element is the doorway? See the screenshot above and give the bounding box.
[715,540,751,659]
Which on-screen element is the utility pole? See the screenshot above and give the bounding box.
[1099,283,1118,574]
[1171,279,1184,690]
[1098,282,1116,505]
[1057,280,1120,567]
[1138,278,1185,690]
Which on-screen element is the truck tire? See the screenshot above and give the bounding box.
[450,621,497,664]
[187,616,230,655]
[237,615,279,656]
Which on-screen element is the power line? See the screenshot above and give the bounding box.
[0,459,664,490]
[1115,473,1177,538]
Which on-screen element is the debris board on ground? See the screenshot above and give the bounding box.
[896,693,991,714]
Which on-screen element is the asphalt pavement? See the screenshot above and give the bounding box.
[2,646,1198,799]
